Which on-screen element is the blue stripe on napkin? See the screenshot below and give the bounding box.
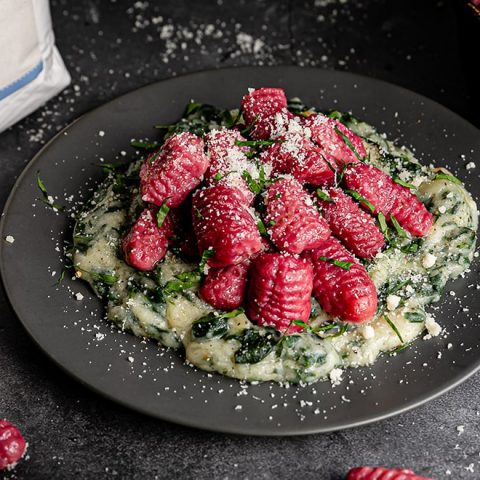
[0,61,44,101]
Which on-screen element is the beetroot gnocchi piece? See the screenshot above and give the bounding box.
[260,133,335,186]
[192,184,263,268]
[241,87,288,127]
[122,207,174,271]
[305,113,366,166]
[343,163,433,237]
[241,87,293,140]
[346,466,432,480]
[0,420,27,471]
[246,252,314,333]
[317,187,385,259]
[265,178,331,254]
[343,163,396,215]
[303,237,378,324]
[204,129,256,205]
[389,183,434,237]
[140,132,209,208]
[199,261,250,311]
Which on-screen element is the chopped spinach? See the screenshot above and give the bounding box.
[234,328,281,364]
[192,314,229,339]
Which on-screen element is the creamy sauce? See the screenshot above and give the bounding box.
[73,117,478,384]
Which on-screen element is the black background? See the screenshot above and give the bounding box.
[1,1,479,478]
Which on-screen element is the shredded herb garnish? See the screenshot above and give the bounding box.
[242,165,267,194]
[401,238,423,254]
[225,108,243,129]
[218,308,245,319]
[76,266,118,284]
[130,140,159,151]
[291,319,348,338]
[324,323,349,338]
[36,172,65,211]
[54,269,66,287]
[316,189,333,203]
[235,139,280,147]
[257,219,267,236]
[318,256,353,270]
[335,162,356,184]
[377,212,389,241]
[333,125,364,162]
[36,173,48,197]
[163,271,201,294]
[287,98,313,117]
[344,189,375,213]
[240,115,258,135]
[162,250,212,295]
[96,162,123,173]
[194,207,203,219]
[434,172,462,185]
[213,172,223,181]
[184,101,203,116]
[154,123,172,130]
[390,214,408,238]
[384,314,404,343]
[198,249,215,273]
[156,200,170,228]
[389,342,411,355]
[393,178,415,189]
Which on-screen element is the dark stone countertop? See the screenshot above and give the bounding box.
[1,1,479,478]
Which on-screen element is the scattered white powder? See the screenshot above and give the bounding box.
[127,356,134,363]
[422,253,437,269]
[236,32,264,54]
[386,294,401,311]
[75,292,84,301]
[465,162,475,170]
[95,332,105,341]
[5,235,15,244]
[98,130,105,137]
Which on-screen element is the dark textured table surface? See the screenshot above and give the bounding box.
[1,1,479,479]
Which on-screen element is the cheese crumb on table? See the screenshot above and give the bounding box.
[75,292,84,301]
[465,161,475,170]
[5,235,15,243]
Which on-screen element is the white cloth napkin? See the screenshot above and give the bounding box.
[0,0,70,132]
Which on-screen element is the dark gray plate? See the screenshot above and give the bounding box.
[1,67,479,436]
